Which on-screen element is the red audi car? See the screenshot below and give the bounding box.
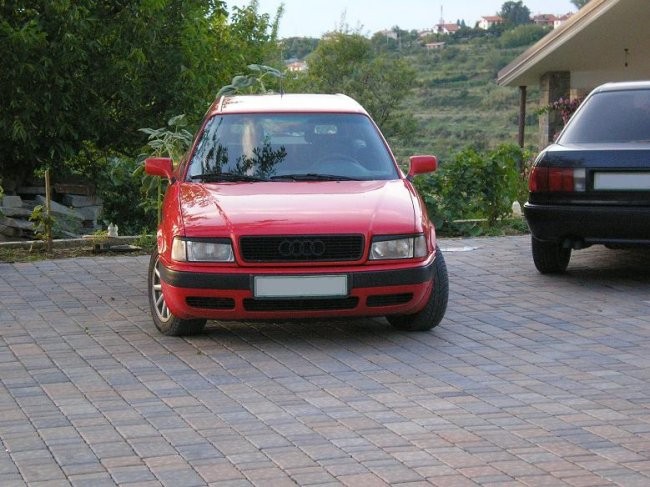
[145,94,447,335]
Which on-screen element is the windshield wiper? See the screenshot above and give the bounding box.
[190,173,266,182]
[270,173,360,181]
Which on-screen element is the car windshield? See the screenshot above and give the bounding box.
[187,113,399,181]
[560,88,650,144]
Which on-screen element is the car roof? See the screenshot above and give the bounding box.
[592,80,650,93]
[209,93,369,116]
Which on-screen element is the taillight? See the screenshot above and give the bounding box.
[529,167,586,193]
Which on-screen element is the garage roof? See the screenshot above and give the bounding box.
[498,0,650,88]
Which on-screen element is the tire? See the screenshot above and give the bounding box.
[148,250,207,336]
[387,247,449,331]
[531,236,571,274]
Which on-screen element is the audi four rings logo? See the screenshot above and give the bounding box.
[278,239,326,257]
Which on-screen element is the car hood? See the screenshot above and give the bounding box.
[177,180,419,237]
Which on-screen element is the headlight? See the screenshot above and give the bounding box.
[370,235,427,260]
[171,237,234,262]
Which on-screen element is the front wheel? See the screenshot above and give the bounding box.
[387,247,449,331]
[148,250,207,336]
[531,236,571,274]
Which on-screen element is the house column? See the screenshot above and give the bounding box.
[539,71,570,147]
[518,86,527,148]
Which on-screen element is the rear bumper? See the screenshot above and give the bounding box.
[159,258,437,321]
[524,202,650,245]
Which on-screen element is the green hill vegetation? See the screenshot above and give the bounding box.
[397,39,540,162]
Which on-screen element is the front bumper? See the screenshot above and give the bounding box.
[158,258,437,321]
[524,202,650,245]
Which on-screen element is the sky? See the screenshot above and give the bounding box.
[226,0,577,38]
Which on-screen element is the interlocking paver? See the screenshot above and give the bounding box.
[1,236,650,485]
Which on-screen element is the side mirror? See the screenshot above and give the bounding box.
[145,157,174,179]
[407,155,437,181]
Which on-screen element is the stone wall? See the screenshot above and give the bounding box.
[0,185,103,241]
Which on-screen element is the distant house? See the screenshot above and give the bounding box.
[436,23,460,35]
[286,61,307,73]
[478,16,503,30]
[425,42,446,51]
[533,13,573,29]
[554,13,573,28]
[532,14,557,27]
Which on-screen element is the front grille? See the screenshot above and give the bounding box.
[367,293,413,307]
[243,297,359,311]
[240,235,364,262]
[186,297,235,310]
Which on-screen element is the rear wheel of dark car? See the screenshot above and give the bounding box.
[387,247,448,331]
[148,250,207,336]
[531,236,571,274]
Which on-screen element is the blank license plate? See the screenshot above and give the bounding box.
[594,172,650,190]
[254,275,348,298]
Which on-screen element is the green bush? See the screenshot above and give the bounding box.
[415,143,531,235]
[96,156,157,236]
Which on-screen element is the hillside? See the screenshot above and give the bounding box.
[283,29,546,164]
[394,40,540,163]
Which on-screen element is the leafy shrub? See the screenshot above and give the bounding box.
[415,143,531,235]
[96,156,157,235]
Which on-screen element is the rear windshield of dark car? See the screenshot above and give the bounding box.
[560,89,650,144]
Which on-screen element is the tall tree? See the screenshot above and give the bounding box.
[304,31,416,136]
[0,0,280,185]
[1,0,100,183]
[499,1,531,26]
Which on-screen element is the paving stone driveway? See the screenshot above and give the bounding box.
[1,235,649,486]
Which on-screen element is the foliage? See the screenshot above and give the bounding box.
[216,64,286,97]
[138,115,194,164]
[136,113,198,227]
[1,0,98,184]
[499,24,549,48]
[415,144,531,236]
[133,232,156,252]
[0,0,280,187]
[303,31,417,138]
[306,32,373,89]
[227,1,283,68]
[393,30,542,163]
[499,1,532,26]
[370,28,422,54]
[96,156,156,236]
[89,229,109,248]
[29,204,55,246]
[280,37,319,60]
[538,97,583,125]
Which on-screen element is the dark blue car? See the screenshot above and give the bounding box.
[525,81,650,273]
